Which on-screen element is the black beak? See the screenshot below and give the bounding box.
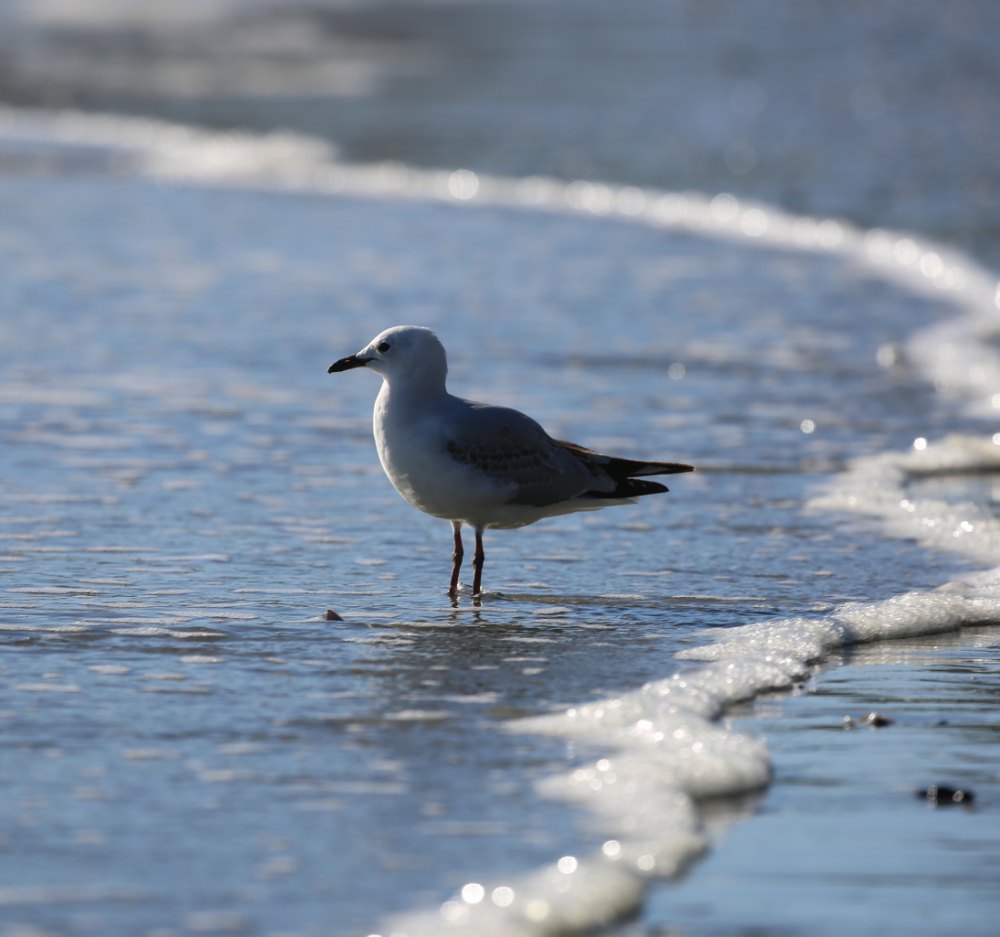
[328,354,369,374]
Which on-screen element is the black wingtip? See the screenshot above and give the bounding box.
[645,461,694,476]
[582,477,670,500]
[625,478,670,496]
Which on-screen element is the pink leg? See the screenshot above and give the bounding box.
[472,527,485,596]
[449,521,463,597]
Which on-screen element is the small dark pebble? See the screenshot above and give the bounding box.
[325,609,343,621]
[919,785,975,807]
[843,711,895,729]
[863,711,894,728]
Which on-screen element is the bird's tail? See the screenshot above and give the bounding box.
[612,457,695,478]
[558,441,694,479]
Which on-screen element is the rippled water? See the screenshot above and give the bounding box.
[1,159,995,936]
[2,2,1000,933]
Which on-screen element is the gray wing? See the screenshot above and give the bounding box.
[443,400,612,507]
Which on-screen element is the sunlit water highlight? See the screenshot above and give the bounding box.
[0,110,998,937]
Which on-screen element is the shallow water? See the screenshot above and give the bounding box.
[1,164,995,936]
[652,630,1000,937]
[2,2,1000,934]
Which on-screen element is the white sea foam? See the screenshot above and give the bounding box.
[811,434,1000,567]
[3,107,998,937]
[0,106,335,181]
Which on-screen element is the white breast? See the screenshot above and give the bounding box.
[373,385,513,525]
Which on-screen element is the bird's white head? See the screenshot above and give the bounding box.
[328,325,448,394]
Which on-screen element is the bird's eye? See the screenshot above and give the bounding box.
[376,341,391,353]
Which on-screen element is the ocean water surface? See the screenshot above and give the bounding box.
[1,112,998,937]
[2,2,1000,934]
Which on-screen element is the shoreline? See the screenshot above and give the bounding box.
[638,624,1000,935]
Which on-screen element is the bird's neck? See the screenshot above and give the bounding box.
[376,376,449,420]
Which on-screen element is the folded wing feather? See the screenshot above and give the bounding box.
[443,399,693,508]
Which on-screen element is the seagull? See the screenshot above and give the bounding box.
[328,326,693,598]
